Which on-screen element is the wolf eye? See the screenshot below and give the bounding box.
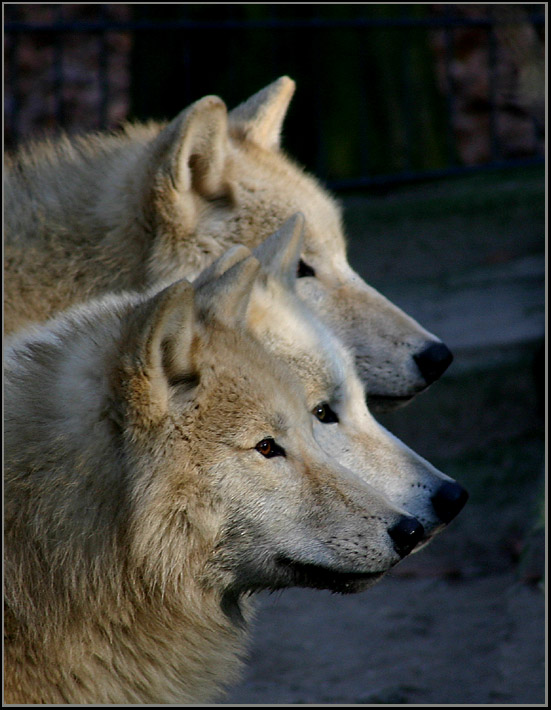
[255,438,286,458]
[297,259,316,278]
[312,402,339,423]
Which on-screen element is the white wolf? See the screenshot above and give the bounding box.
[5,255,425,704]
[194,214,468,542]
[4,76,452,408]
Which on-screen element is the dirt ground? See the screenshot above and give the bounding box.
[223,173,546,706]
[222,389,546,706]
[224,577,544,705]
[223,486,546,705]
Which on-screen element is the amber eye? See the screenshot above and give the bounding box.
[312,402,339,423]
[255,438,286,458]
[297,259,316,278]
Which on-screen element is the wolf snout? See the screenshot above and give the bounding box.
[431,480,469,524]
[413,341,453,385]
[388,515,425,558]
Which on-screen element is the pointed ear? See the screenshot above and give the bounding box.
[192,245,252,289]
[150,95,229,198]
[253,213,305,289]
[195,255,261,328]
[229,76,296,150]
[119,280,197,414]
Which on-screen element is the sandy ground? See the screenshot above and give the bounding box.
[224,575,544,704]
[221,399,546,706]
[222,179,546,706]
[222,489,545,705]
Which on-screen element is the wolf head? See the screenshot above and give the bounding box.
[136,77,453,409]
[5,257,425,638]
[194,215,468,548]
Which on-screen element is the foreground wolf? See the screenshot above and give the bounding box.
[197,214,468,541]
[5,257,426,704]
[4,76,452,408]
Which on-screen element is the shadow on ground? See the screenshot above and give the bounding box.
[224,167,545,705]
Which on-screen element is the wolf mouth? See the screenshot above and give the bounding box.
[275,556,387,594]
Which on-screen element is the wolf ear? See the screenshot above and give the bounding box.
[193,245,252,289]
[229,76,296,150]
[151,95,229,198]
[195,255,261,328]
[122,280,197,412]
[253,213,305,290]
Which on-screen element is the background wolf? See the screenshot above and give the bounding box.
[4,255,426,704]
[4,76,453,408]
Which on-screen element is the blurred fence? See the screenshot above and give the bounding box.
[4,4,545,191]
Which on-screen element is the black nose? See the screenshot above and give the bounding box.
[431,481,469,524]
[413,342,454,385]
[388,516,425,558]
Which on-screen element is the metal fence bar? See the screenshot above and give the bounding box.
[52,6,65,129]
[442,8,458,167]
[487,20,500,162]
[4,14,545,33]
[4,10,544,192]
[97,7,109,130]
[400,29,413,173]
[313,30,328,180]
[6,33,20,145]
[357,28,371,178]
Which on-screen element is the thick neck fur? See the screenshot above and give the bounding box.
[4,302,250,704]
[4,119,339,336]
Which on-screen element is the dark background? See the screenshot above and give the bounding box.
[3,4,546,703]
[4,4,545,186]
